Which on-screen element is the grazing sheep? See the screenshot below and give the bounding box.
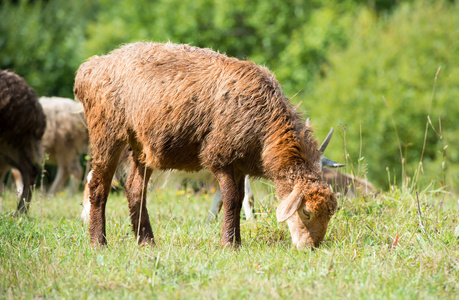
[0,69,46,213]
[74,42,336,249]
[39,97,89,195]
[321,168,377,197]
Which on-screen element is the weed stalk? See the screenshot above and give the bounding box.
[413,66,442,191]
[137,164,148,243]
[382,96,405,191]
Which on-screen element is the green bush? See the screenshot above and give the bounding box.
[81,0,346,64]
[306,1,459,190]
[2,0,457,192]
[0,0,98,98]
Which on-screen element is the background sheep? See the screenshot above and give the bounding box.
[0,69,46,213]
[6,97,89,197]
[74,42,336,249]
[321,168,377,197]
[38,97,89,195]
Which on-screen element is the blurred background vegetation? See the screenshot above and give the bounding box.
[1,0,458,191]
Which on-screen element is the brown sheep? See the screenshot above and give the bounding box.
[39,97,89,195]
[74,42,336,249]
[0,69,46,213]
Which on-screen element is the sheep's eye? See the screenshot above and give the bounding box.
[302,209,311,220]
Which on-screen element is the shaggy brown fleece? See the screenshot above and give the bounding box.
[74,42,336,248]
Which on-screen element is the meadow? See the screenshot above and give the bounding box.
[1,178,458,299]
[1,1,458,298]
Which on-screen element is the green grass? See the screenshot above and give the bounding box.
[1,182,458,299]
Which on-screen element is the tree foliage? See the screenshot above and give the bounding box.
[0,0,98,97]
[1,0,457,190]
[307,1,459,188]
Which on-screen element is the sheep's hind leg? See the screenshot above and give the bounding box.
[124,154,154,245]
[47,164,68,196]
[88,147,123,247]
[213,167,244,248]
[205,188,222,223]
[68,158,83,195]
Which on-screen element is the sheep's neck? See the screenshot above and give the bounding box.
[261,125,322,187]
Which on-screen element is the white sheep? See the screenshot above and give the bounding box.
[39,97,89,195]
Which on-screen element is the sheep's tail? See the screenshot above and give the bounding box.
[72,100,85,114]
[71,100,88,130]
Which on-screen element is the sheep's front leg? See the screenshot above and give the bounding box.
[242,175,255,220]
[15,153,39,214]
[205,188,222,223]
[88,166,117,246]
[206,175,253,222]
[124,156,154,245]
[214,167,244,247]
[48,164,68,196]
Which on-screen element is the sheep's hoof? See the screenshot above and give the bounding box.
[90,235,108,249]
[205,214,218,224]
[219,239,241,250]
[137,236,155,247]
[16,203,30,215]
[90,240,108,250]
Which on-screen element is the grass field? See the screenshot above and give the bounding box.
[1,180,458,299]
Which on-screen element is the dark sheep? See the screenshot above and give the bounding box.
[0,69,46,213]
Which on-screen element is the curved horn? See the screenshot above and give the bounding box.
[319,127,334,153]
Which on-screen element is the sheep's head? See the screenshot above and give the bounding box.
[273,121,340,249]
[276,181,336,249]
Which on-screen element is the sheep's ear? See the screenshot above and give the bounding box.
[276,185,303,223]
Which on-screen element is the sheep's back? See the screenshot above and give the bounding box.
[39,97,88,163]
[75,42,299,175]
[0,70,46,146]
